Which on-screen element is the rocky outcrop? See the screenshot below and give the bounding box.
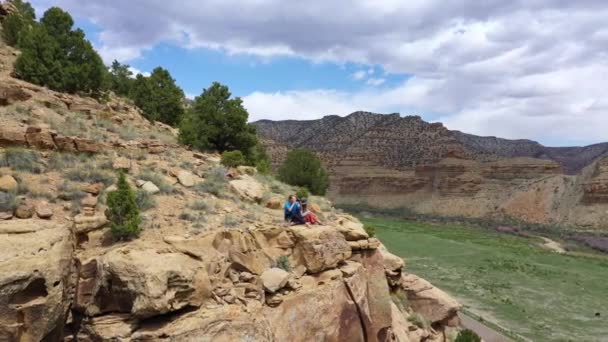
[0,221,74,342]
[582,157,608,203]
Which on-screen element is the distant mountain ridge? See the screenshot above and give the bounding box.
[254,111,608,174]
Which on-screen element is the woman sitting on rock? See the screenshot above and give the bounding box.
[300,198,321,225]
[284,194,305,225]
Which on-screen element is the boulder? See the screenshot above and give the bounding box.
[52,134,76,152]
[359,249,394,340]
[84,183,104,196]
[0,221,74,342]
[261,268,290,293]
[141,181,160,194]
[309,203,321,213]
[35,202,53,219]
[229,175,265,203]
[0,175,18,193]
[379,244,405,272]
[236,165,257,176]
[266,196,282,210]
[290,226,352,273]
[15,202,34,219]
[399,273,461,324]
[0,211,12,220]
[80,247,212,318]
[73,214,108,233]
[177,170,195,187]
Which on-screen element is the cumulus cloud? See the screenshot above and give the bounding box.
[30,0,608,145]
[127,67,150,78]
[351,70,366,80]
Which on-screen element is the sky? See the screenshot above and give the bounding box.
[29,1,608,147]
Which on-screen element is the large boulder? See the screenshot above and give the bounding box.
[261,268,290,294]
[229,175,265,203]
[399,273,461,324]
[359,249,394,341]
[0,221,74,342]
[177,170,195,187]
[73,214,108,234]
[79,247,212,318]
[0,127,27,146]
[336,215,369,241]
[290,226,352,273]
[0,84,31,106]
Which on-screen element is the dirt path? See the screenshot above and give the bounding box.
[539,237,566,253]
[459,313,514,342]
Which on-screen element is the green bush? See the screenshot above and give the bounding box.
[1,148,44,173]
[108,60,134,97]
[278,149,329,195]
[105,172,141,240]
[276,255,291,272]
[296,187,310,199]
[188,200,209,211]
[14,7,107,96]
[66,167,114,186]
[221,150,246,168]
[364,224,376,237]
[134,189,156,211]
[179,82,257,159]
[455,329,481,342]
[57,180,87,201]
[130,67,184,126]
[255,158,271,175]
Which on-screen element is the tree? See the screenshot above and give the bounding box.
[109,60,134,97]
[105,172,141,240]
[1,0,36,46]
[13,7,107,96]
[455,329,481,342]
[278,149,329,195]
[179,82,258,159]
[130,67,184,126]
[221,150,246,168]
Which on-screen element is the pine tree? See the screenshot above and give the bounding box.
[109,60,134,97]
[179,82,258,157]
[130,67,184,126]
[105,172,141,240]
[13,7,107,95]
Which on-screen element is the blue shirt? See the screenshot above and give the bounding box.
[284,201,301,215]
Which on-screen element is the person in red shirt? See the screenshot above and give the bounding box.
[300,198,322,225]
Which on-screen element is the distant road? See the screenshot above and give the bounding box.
[459,313,514,342]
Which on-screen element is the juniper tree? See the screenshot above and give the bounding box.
[105,172,141,240]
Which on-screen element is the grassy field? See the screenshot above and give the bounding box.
[363,217,608,341]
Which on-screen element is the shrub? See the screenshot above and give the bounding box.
[179,82,257,159]
[196,167,228,197]
[296,187,310,200]
[0,191,18,212]
[66,167,114,186]
[364,224,376,237]
[48,152,89,170]
[57,180,86,201]
[255,158,271,175]
[276,255,291,272]
[179,211,196,222]
[1,148,44,173]
[105,172,141,240]
[221,150,246,168]
[224,214,239,227]
[188,200,209,211]
[278,149,329,195]
[455,329,481,342]
[134,189,156,211]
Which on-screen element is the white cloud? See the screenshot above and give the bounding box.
[351,70,366,80]
[30,0,608,144]
[366,78,386,86]
[127,67,150,78]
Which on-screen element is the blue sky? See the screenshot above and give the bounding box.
[30,1,608,147]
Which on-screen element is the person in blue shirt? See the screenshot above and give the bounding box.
[284,195,305,225]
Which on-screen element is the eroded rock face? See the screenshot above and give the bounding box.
[0,221,74,342]
[78,247,212,318]
[290,226,352,273]
[399,273,461,325]
[229,174,266,203]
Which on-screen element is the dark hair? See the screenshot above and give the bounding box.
[288,195,296,200]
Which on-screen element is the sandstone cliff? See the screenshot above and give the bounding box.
[255,112,608,230]
[0,39,462,341]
